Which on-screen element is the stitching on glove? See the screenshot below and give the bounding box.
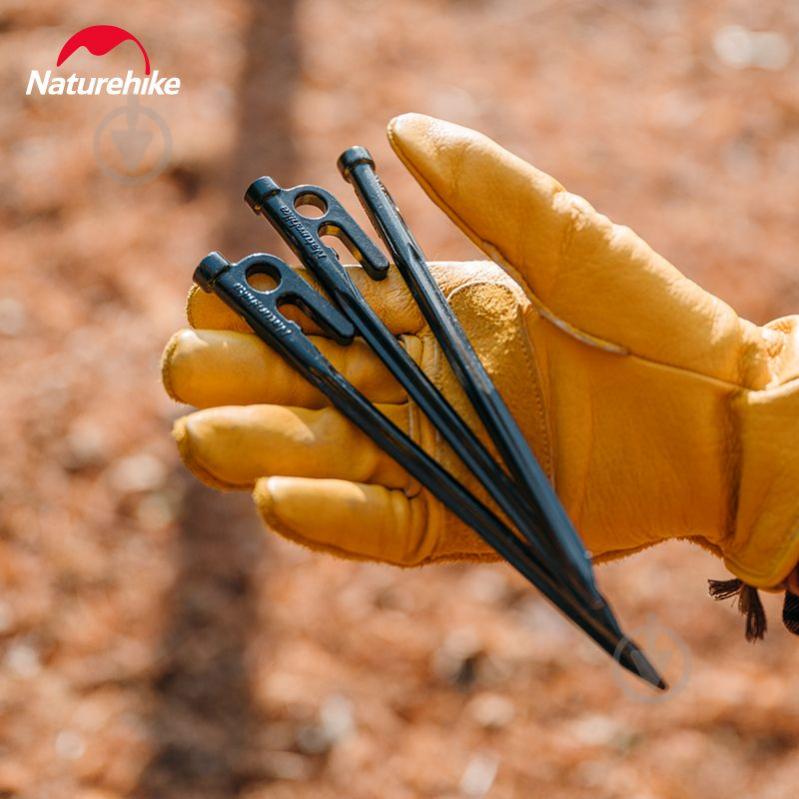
[512,291,554,480]
[397,333,427,500]
[720,389,743,550]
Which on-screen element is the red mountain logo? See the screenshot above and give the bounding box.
[26,25,180,96]
[57,25,151,75]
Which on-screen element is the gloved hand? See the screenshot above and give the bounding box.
[161,113,799,590]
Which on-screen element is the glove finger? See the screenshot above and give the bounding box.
[187,263,424,336]
[162,328,406,409]
[388,113,764,382]
[173,403,416,491]
[253,476,437,565]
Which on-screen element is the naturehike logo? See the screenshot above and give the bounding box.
[58,25,151,74]
[26,25,180,96]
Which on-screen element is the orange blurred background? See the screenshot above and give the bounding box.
[2,2,799,797]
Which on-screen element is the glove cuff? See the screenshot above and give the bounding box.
[723,381,799,588]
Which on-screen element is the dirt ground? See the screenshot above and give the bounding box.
[2,1,799,797]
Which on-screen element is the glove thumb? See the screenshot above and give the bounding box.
[388,113,768,383]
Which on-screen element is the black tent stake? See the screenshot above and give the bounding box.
[245,178,574,595]
[193,250,665,690]
[337,147,608,606]
[244,177,618,629]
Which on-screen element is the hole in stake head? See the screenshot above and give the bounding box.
[294,191,328,219]
[245,260,282,293]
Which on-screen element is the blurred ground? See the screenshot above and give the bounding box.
[2,1,799,797]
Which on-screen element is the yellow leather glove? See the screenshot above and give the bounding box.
[161,113,799,590]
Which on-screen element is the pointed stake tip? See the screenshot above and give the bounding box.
[616,640,668,691]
